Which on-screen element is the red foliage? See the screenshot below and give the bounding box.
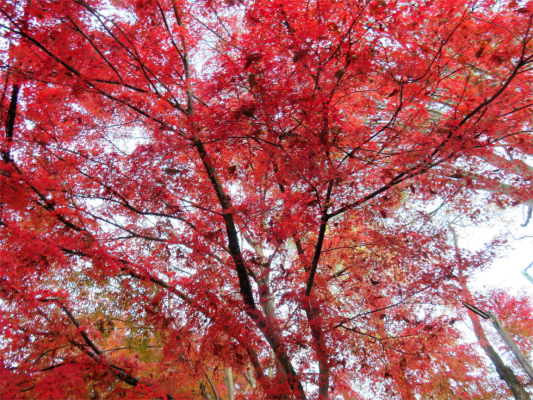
[1,0,533,399]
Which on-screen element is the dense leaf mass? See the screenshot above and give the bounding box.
[1,0,533,399]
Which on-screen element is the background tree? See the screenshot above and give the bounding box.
[1,0,533,399]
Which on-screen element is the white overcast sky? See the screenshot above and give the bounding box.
[458,205,533,294]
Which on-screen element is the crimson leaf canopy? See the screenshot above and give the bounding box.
[1,0,533,399]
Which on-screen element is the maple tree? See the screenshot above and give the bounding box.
[1,0,533,399]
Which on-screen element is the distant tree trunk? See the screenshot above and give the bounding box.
[453,229,531,400]
[205,373,220,400]
[468,311,531,400]
[200,380,214,400]
[487,312,533,382]
[242,367,256,394]
[224,368,234,400]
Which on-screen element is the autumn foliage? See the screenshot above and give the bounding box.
[1,0,533,399]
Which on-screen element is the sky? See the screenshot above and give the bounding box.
[458,204,533,294]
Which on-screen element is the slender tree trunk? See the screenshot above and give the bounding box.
[303,305,329,400]
[200,380,214,400]
[205,373,221,400]
[242,367,256,394]
[194,137,306,400]
[488,311,533,382]
[468,311,531,400]
[224,368,234,400]
[1,83,18,163]
[452,229,531,400]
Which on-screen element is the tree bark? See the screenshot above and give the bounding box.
[2,84,18,163]
[469,311,531,400]
[193,136,306,399]
[199,380,214,400]
[224,368,234,400]
[453,229,531,400]
[488,312,533,382]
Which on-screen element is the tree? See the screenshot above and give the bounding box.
[1,0,533,398]
[453,228,532,400]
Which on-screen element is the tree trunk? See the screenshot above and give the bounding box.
[488,312,533,382]
[200,380,214,400]
[224,368,234,400]
[453,229,531,400]
[469,311,531,400]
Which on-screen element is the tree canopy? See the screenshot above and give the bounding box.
[1,0,533,399]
